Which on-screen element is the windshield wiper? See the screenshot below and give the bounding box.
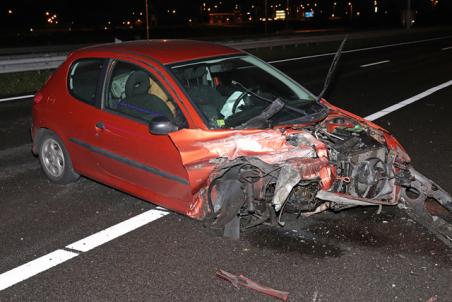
[231,80,307,116]
[317,36,347,102]
[238,98,285,129]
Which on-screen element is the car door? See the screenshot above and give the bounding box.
[63,57,108,176]
[92,58,192,213]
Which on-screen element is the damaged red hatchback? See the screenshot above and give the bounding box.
[32,40,451,241]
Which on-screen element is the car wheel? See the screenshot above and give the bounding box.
[39,131,79,184]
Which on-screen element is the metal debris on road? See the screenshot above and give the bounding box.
[216,269,289,301]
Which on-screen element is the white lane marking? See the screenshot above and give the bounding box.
[268,35,452,64]
[66,208,169,252]
[360,60,390,68]
[442,46,452,51]
[0,208,168,292]
[365,80,452,121]
[0,250,78,291]
[0,94,34,103]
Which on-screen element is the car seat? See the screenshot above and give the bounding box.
[118,70,172,120]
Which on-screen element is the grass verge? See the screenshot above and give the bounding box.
[0,70,54,98]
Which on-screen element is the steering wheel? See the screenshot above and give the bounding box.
[231,91,248,114]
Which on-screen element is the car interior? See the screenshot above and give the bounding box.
[107,62,175,122]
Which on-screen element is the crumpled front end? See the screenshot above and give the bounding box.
[169,128,335,221]
[169,105,451,242]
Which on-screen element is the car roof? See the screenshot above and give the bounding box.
[76,39,242,65]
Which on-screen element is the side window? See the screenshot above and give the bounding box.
[68,59,105,105]
[105,60,187,127]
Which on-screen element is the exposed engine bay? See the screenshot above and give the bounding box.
[169,105,452,244]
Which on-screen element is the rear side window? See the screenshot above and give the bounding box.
[68,59,105,105]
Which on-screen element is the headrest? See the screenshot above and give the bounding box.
[183,66,207,80]
[125,70,150,97]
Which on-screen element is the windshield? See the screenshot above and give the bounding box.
[170,55,324,129]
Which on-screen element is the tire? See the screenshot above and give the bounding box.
[38,131,79,184]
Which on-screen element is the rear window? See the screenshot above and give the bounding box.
[68,59,105,105]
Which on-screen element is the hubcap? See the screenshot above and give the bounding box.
[42,138,65,178]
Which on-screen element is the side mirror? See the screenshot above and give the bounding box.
[148,116,179,135]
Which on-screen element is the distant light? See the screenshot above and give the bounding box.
[374,6,378,13]
[8,9,13,15]
[172,9,176,14]
[45,11,50,16]
[104,26,108,30]
[30,28,34,32]
[126,21,131,25]
[188,19,192,23]
[356,11,360,16]
[275,10,286,20]
[304,10,314,18]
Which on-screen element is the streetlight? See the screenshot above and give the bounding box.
[348,2,353,21]
[406,0,411,30]
[286,0,290,29]
[145,0,150,39]
[264,0,268,34]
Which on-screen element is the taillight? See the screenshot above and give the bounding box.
[34,92,43,104]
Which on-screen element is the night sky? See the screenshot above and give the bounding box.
[1,0,451,32]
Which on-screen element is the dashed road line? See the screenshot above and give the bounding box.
[441,46,452,51]
[0,250,78,291]
[66,208,169,252]
[360,60,390,68]
[365,80,452,121]
[268,35,452,64]
[0,208,169,292]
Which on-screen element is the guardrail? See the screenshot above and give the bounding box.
[0,53,67,74]
[1,27,451,74]
[0,35,339,74]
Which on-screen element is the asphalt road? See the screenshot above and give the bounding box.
[1,35,452,301]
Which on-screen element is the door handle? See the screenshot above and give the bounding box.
[95,122,105,130]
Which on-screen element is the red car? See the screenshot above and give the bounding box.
[32,40,451,240]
